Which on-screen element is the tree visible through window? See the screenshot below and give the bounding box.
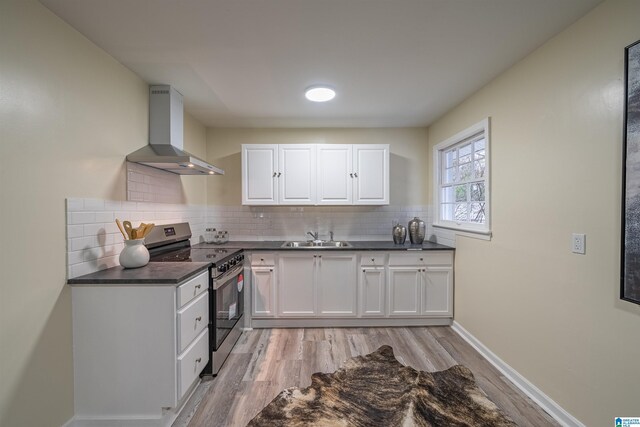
[434,118,490,234]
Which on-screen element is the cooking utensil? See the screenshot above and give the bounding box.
[123,221,133,240]
[142,223,155,238]
[115,219,128,240]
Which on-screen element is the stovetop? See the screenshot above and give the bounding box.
[145,222,244,280]
[150,246,243,265]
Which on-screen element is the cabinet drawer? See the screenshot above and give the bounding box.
[177,291,209,353]
[177,271,208,308]
[177,328,208,401]
[251,253,276,266]
[389,251,453,266]
[360,253,387,267]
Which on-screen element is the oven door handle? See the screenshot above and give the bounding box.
[213,265,243,290]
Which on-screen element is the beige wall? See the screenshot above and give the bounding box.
[182,112,209,204]
[0,1,207,425]
[206,127,429,206]
[427,0,640,424]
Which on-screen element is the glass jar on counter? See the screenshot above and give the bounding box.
[205,227,216,243]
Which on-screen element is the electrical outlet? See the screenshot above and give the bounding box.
[572,233,586,254]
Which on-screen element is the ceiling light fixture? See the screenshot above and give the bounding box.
[305,86,336,102]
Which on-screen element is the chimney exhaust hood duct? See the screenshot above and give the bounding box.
[126,85,224,176]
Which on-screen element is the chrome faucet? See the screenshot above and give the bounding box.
[307,230,319,240]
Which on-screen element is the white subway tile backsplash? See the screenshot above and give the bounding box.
[83,198,105,211]
[68,251,84,265]
[70,262,95,278]
[67,198,84,212]
[66,197,435,278]
[84,223,108,236]
[94,211,114,222]
[66,225,84,239]
[69,212,96,225]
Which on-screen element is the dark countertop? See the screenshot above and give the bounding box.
[67,262,210,286]
[192,240,454,251]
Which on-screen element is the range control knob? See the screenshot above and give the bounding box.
[217,263,227,273]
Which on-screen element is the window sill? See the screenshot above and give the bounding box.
[433,223,492,241]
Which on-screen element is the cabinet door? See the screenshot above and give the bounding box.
[388,267,421,316]
[278,254,316,316]
[317,253,357,316]
[360,267,385,317]
[422,267,453,317]
[353,144,389,205]
[317,144,352,205]
[251,267,276,317]
[278,144,316,205]
[242,144,278,205]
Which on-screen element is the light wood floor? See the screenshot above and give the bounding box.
[175,327,558,427]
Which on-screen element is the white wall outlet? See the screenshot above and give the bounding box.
[572,233,586,254]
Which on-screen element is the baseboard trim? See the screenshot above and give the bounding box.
[451,321,584,427]
[61,416,76,427]
[251,317,452,328]
[65,416,166,427]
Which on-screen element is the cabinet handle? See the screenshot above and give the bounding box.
[354,172,358,178]
[196,316,202,321]
[195,357,201,363]
[270,268,273,272]
[419,258,423,261]
[261,258,264,261]
[350,173,354,178]
[277,172,282,177]
[195,284,201,289]
[371,258,375,262]
[273,172,277,177]
[318,255,322,258]
[363,269,366,272]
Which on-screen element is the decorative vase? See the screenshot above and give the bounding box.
[408,217,426,244]
[119,239,150,268]
[392,223,407,244]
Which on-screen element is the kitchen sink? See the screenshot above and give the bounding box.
[281,240,352,248]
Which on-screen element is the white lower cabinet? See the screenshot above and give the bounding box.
[251,266,276,317]
[278,253,317,316]
[269,252,358,317]
[71,270,209,425]
[388,267,422,316]
[251,250,453,327]
[317,253,357,316]
[250,250,453,326]
[360,267,386,316]
[422,267,453,316]
[388,252,454,318]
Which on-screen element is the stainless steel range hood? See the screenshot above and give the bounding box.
[127,85,224,176]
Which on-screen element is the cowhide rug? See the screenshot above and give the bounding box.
[247,345,517,427]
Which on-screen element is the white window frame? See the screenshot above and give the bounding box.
[433,118,491,238]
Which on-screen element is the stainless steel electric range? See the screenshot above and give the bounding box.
[145,222,245,376]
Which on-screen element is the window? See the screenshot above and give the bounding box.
[433,118,491,236]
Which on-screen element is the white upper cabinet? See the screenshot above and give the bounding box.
[317,144,353,205]
[353,144,389,205]
[278,144,316,204]
[242,143,389,206]
[242,145,278,205]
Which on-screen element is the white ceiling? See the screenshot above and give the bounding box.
[39,0,601,128]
